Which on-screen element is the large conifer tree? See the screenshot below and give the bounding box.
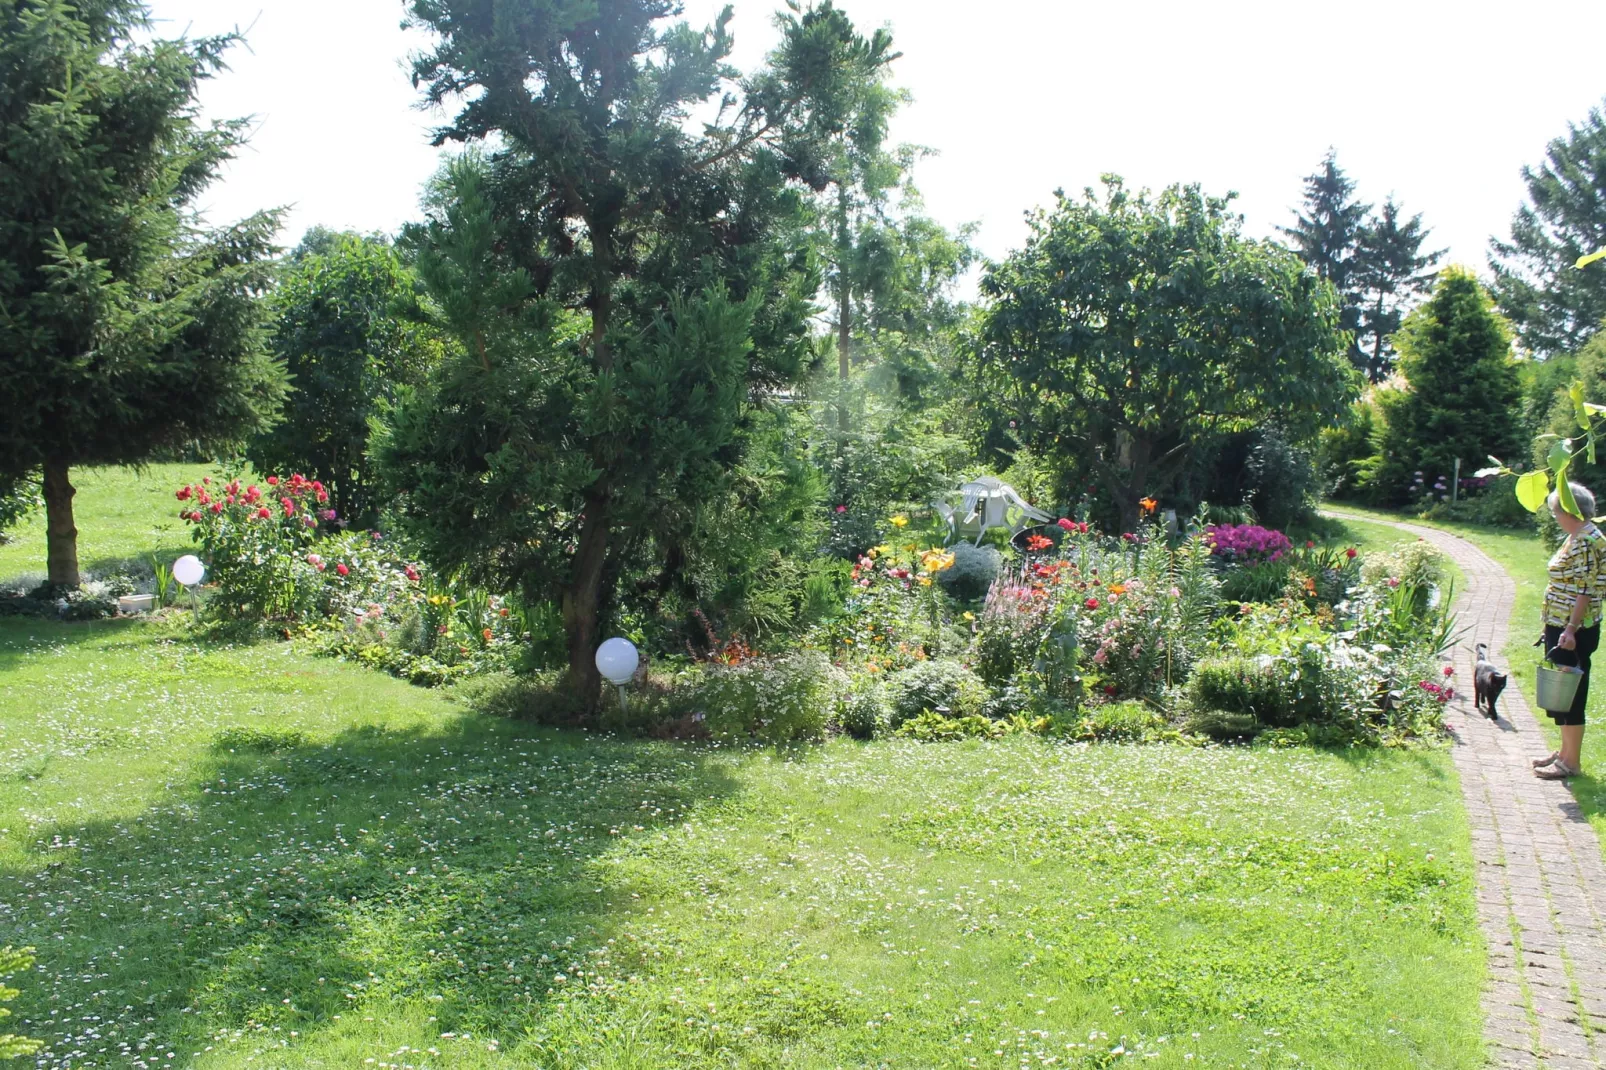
[1281,150,1370,373]
[1490,98,1606,357]
[381,0,893,704]
[1354,197,1442,383]
[0,0,285,587]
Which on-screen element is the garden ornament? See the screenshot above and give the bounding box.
[933,476,1053,546]
[173,554,205,612]
[596,637,640,712]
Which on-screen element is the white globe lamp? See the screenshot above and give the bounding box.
[173,555,205,586]
[595,637,639,685]
[596,637,639,713]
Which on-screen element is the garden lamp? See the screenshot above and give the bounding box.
[595,637,639,712]
[172,554,205,612]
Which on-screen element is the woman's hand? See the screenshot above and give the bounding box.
[1559,626,1579,651]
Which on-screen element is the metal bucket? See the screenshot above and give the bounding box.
[1536,660,1585,713]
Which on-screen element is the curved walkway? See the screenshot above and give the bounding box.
[1328,512,1606,1069]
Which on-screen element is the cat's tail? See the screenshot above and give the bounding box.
[1476,642,1490,661]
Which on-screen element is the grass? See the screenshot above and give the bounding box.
[0,463,217,586]
[0,614,1488,1069]
[1321,502,1606,852]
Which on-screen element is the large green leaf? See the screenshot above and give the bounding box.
[1515,470,1550,513]
[1572,382,1591,430]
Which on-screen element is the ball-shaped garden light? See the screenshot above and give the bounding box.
[595,637,639,685]
[172,554,206,587]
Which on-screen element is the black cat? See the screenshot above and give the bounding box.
[1474,643,1508,720]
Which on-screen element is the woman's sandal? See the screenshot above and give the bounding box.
[1533,751,1561,768]
[1535,758,1580,780]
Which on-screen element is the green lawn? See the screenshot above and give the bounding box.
[0,463,216,585]
[0,614,1487,1069]
[1322,503,1606,851]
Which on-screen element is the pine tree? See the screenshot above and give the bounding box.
[1354,197,1443,382]
[0,0,285,587]
[1377,267,1524,502]
[1281,150,1370,373]
[1490,97,1606,357]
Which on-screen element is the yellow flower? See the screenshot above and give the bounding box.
[963,611,975,621]
[918,576,933,586]
[871,544,891,556]
[890,515,909,528]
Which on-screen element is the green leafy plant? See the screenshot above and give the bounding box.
[0,946,40,1060]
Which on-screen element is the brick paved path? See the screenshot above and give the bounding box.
[1328,513,1606,1069]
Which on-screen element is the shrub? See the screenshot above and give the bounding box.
[1418,474,1535,530]
[1080,700,1165,742]
[893,710,1012,741]
[1359,539,1445,601]
[886,659,988,727]
[1203,523,1293,564]
[937,542,1001,602]
[1219,559,1293,604]
[178,473,340,619]
[1245,426,1318,530]
[692,652,845,743]
[835,682,888,740]
[0,472,40,542]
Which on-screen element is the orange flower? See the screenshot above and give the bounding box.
[1139,496,1159,515]
[1108,583,1126,595]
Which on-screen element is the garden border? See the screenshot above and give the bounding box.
[1326,511,1606,1069]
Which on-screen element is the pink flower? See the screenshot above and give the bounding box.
[321,509,337,521]
[1443,665,1454,676]
[303,515,317,527]
[1057,518,1074,531]
[1091,648,1108,664]
[1386,577,1400,588]
[266,475,279,486]
[336,563,349,577]
[835,505,847,513]
[209,502,223,514]
[307,554,323,567]
[404,565,420,582]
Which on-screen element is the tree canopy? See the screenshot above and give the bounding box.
[248,230,443,528]
[975,177,1357,531]
[0,0,284,585]
[1491,97,1606,357]
[378,0,893,704]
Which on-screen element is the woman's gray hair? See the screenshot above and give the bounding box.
[1548,482,1597,520]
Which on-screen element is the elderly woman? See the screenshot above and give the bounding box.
[1535,482,1604,780]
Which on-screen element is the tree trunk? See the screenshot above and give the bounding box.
[43,458,80,588]
[836,184,852,379]
[562,491,611,714]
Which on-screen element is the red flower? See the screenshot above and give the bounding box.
[405,565,420,582]
[1026,534,1053,551]
[256,507,271,519]
[1084,597,1100,610]
[482,628,494,642]
[1103,685,1118,696]
[281,497,296,517]
[244,485,261,504]
[1057,518,1075,531]
[1305,540,1314,549]
[202,476,211,485]
[1345,547,1357,559]
[266,475,279,486]
[1443,665,1454,676]
[336,563,349,576]
[175,486,192,501]
[209,502,223,514]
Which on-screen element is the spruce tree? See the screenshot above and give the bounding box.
[1378,267,1523,502]
[1490,97,1606,356]
[1354,197,1442,382]
[1281,150,1370,373]
[0,0,285,587]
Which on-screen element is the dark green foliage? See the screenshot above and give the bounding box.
[1280,151,1370,374]
[0,0,286,586]
[886,658,987,727]
[1370,268,1523,504]
[975,177,1356,531]
[379,0,895,704]
[1537,330,1606,493]
[935,542,1000,602]
[1244,426,1319,530]
[248,231,444,527]
[1318,398,1381,500]
[834,681,887,739]
[0,472,39,539]
[1354,198,1443,383]
[1490,97,1606,356]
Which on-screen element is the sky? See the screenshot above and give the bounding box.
[147,0,1606,280]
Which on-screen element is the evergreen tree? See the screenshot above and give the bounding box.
[248,230,444,528]
[1354,197,1442,382]
[1281,150,1370,373]
[1490,97,1606,356]
[1374,267,1523,502]
[0,0,285,587]
[380,0,892,704]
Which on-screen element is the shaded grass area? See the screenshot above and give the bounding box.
[1322,503,1606,854]
[0,616,1487,1069]
[0,463,217,585]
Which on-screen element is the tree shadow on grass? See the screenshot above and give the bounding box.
[1,713,745,1064]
